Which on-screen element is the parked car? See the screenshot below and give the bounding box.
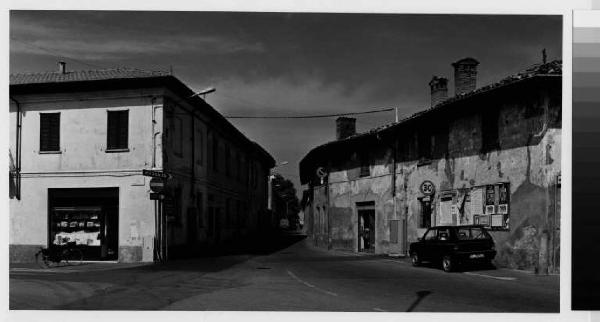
[409,225,497,272]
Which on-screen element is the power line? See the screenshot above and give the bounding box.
[11,37,108,70]
[224,107,395,119]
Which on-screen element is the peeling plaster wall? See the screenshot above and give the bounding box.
[306,87,561,272]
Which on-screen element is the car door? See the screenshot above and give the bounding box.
[431,227,451,261]
[420,228,437,261]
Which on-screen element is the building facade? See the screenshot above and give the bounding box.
[9,64,274,263]
[300,59,561,273]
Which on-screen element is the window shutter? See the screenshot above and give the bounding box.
[107,110,128,150]
[40,113,60,151]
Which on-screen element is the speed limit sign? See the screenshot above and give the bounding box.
[420,180,435,195]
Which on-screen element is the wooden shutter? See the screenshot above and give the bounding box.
[40,113,60,151]
[107,110,128,150]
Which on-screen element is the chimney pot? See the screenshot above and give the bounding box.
[452,57,479,95]
[58,61,66,74]
[336,117,356,140]
[429,76,448,107]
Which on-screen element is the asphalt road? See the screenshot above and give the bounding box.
[10,234,559,312]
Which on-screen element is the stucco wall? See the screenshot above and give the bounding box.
[9,90,164,263]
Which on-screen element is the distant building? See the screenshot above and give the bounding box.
[9,62,275,263]
[300,58,561,273]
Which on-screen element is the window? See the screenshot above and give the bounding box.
[107,110,128,151]
[212,135,219,171]
[359,152,370,177]
[196,192,204,228]
[196,127,203,165]
[423,229,437,241]
[481,110,499,152]
[40,113,60,152]
[172,116,183,156]
[418,131,432,161]
[225,146,231,177]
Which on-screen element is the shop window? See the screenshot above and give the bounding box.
[40,113,60,152]
[106,110,128,151]
[359,152,370,177]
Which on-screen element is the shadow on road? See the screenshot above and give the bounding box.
[415,261,497,273]
[406,290,432,312]
[130,232,307,273]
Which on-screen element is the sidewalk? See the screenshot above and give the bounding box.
[10,261,151,274]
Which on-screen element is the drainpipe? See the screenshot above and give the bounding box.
[151,97,159,168]
[10,96,22,200]
[377,132,400,253]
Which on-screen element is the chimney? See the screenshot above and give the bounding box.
[429,76,448,107]
[336,117,356,140]
[58,61,66,74]
[452,57,479,95]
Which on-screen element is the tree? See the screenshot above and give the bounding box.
[271,173,300,228]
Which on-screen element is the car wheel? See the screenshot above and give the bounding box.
[411,252,421,266]
[442,255,454,272]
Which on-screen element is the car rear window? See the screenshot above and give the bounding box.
[456,227,491,240]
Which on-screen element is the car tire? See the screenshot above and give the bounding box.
[411,252,421,266]
[442,255,454,272]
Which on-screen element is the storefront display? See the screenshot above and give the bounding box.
[50,206,104,252]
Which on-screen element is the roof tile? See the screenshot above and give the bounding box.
[10,68,171,85]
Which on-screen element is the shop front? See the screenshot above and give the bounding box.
[48,188,119,261]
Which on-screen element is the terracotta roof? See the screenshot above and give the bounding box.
[10,68,171,85]
[328,60,561,144]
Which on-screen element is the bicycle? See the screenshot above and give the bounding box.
[35,242,84,268]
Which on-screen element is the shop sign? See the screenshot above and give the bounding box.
[420,180,435,196]
[149,177,166,193]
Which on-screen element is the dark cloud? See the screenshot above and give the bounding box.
[10,11,562,193]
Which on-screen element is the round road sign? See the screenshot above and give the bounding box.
[149,177,165,193]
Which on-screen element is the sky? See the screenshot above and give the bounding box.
[9,11,563,195]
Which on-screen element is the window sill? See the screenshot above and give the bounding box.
[39,150,62,154]
[106,148,130,153]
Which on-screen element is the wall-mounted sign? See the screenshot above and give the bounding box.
[316,167,327,179]
[149,193,165,200]
[420,180,435,196]
[485,185,495,205]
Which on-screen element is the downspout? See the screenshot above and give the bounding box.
[10,96,22,200]
[151,97,159,168]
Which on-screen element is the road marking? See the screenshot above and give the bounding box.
[287,270,338,297]
[463,272,516,281]
[373,307,386,312]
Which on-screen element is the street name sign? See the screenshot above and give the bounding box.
[142,169,170,179]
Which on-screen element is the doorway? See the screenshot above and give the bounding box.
[357,202,375,253]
